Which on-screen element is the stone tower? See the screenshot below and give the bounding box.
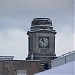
[26,18,57,68]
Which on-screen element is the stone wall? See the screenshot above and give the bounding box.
[0,60,44,75]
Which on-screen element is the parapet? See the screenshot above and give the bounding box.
[0,56,14,61]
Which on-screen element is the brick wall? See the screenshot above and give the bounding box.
[0,60,44,75]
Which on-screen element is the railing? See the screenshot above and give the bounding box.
[51,50,75,68]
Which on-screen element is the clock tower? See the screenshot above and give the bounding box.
[26,18,57,68]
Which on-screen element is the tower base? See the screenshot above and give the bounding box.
[26,55,58,69]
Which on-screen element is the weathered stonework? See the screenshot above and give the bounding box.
[0,18,57,75]
[0,60,44,75]
[26,18,57,68]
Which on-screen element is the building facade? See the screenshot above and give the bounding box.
[0,18,57,75]
[26,18,57,68]
[0,60,44,75]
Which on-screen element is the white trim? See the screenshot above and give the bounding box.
[0,56,14,60]
[17,70,26,75]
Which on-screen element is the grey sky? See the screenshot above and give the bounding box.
[0,0,74,59]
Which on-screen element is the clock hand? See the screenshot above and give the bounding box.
[42,38,44,43]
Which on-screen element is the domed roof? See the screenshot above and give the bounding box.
[31,18,52,26]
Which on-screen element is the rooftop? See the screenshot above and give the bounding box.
[31,18,52,26]
[0,56,14,61]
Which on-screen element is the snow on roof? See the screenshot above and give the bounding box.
[35,61,75,75]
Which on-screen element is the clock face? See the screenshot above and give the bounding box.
[39,37,49,48]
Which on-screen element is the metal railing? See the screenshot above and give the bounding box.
[51,50,75,68]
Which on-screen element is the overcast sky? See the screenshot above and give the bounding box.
[0,0,74,59]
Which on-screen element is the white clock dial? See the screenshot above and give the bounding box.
[39,37,49,48]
